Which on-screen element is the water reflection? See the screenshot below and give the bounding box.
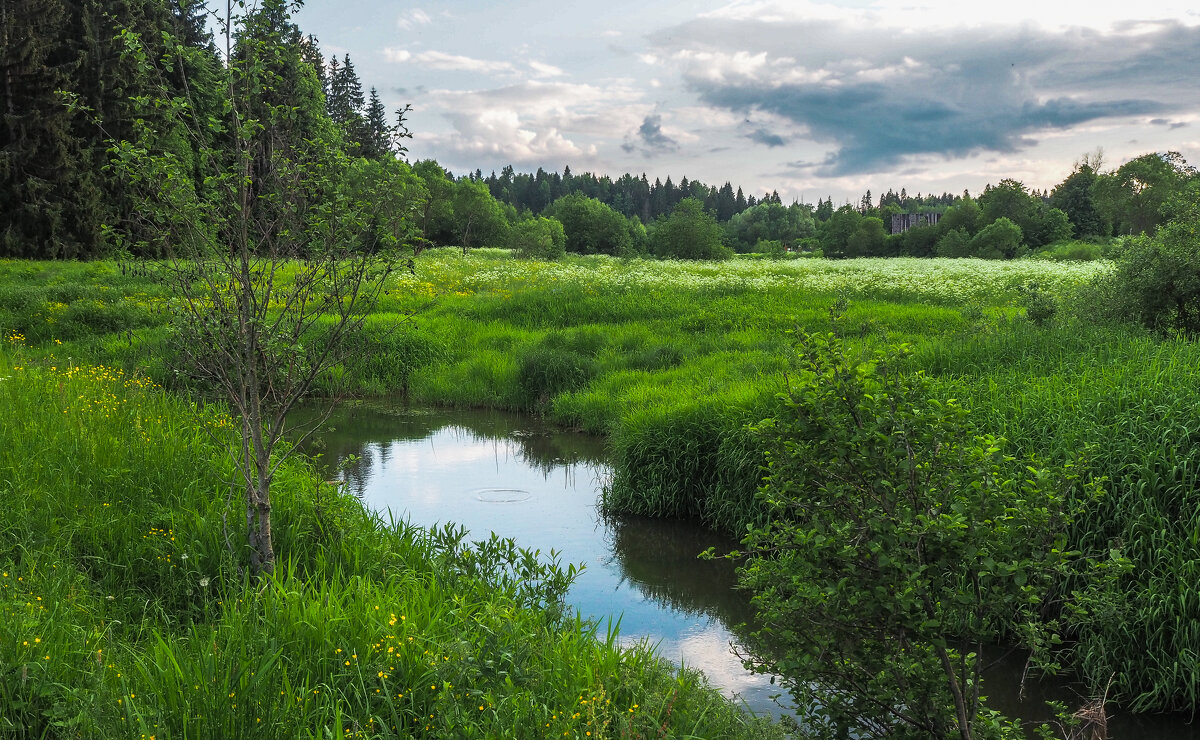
[296,402,1200,737]
[295,400,790,719]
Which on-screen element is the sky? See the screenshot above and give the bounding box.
[293,0,1200,204]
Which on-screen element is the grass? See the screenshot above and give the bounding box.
[6,250,1200,715]
[0,338,783,738]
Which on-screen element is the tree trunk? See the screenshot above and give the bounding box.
[934,642,974,740]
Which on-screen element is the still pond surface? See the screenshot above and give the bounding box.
[303,401,1199,737]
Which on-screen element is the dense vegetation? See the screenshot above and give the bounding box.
[6,242,1200,731]
[3,2,1195,264]
[5,0,1200,736]
[0,336,781,738]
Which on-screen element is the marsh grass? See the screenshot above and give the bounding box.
[8,251,1200,713]
[0,346,783,738]
[915,320,1200,712]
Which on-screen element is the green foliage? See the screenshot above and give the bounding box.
[845,215,887,257]
[1030,239,1110,262]
[509,216,567,260]
[413,160,457,247]
[916,321,1200,712]
[739,326,1095,739]
[1050,164,1106,237]
[896,222,941,257]
[940,196,983,236]
[649,197,732,260]
[1017,281,1059,326]
[969,217,1024,259]
[935,227,973,258]
[725,201,816,252]
[0,351,781,739]
[754,239,788,257]
[1092,151,1195,236]
[817,205,863,258]
[1079,181,1200,336]
[515,344,598,412]
[452,178,509,252]
[546,192,634,256]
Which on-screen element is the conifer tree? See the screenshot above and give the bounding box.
[0,0,105,257]
[361,87,391,160]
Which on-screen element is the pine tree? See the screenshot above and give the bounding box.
[0,0,105,257]
[300,34,325,90]
[169,0,213,50]
[360,87,391,159]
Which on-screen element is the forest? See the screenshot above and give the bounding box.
[2,0,1195,263]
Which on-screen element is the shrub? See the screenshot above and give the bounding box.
[736,326,1103,738]
[1018,281,1059,326]
[649,198,732,260]
[510,216,566,260]
[969,217,1023,259]
[934,227,972,258]
[515,344,597,411]
[1081,182,1200,336]
[754,239,787,258]
[546,193,633,256]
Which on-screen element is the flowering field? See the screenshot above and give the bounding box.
[391,249,1109,307]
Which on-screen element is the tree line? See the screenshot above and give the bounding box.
[1,1,1195,263]
[0,0,411,260]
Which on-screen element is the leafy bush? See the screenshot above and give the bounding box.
[1017,281,1059,326]
[546,193,633,256]
[753,238,787,257]
[1079,182,1200,336]
[649,197,732,260]
[935,227,972,258]
[969,217,1024,259]
[509,216,566,260]
[736,325,1102,738]
[515,344,597,411]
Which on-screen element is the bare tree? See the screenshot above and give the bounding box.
[108,1,422,575]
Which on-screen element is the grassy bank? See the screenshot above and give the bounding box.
[0,340,783,738]
[4,252,1200,714]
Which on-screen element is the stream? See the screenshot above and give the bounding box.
[298,400,1199,737]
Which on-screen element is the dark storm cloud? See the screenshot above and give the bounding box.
[699,82,1158,175]
[622,114,678,156]
[650,15,1199,175]
[745,127,786,147]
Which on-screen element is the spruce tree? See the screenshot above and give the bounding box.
[361,87,391,160]
[0,0,105,257]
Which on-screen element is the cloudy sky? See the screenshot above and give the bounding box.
[294,0,1200,204]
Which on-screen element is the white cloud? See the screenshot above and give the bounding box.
[422,81,647,166]
[385,49,517,75]
[528,60,565,78]
[703,0,1200,32]
[396,8,432,30]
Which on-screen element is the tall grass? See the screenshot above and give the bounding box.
[0,340,783,738]
[12,251,1200,713]
[916,320,1200,712]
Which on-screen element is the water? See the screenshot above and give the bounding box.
[300,401,1200,737]
[300,401,787,719]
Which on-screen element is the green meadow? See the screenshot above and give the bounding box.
[4,249,1200,730]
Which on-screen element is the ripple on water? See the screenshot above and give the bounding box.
[474,487,532,504]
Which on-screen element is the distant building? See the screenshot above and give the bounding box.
[890,212,941,234]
